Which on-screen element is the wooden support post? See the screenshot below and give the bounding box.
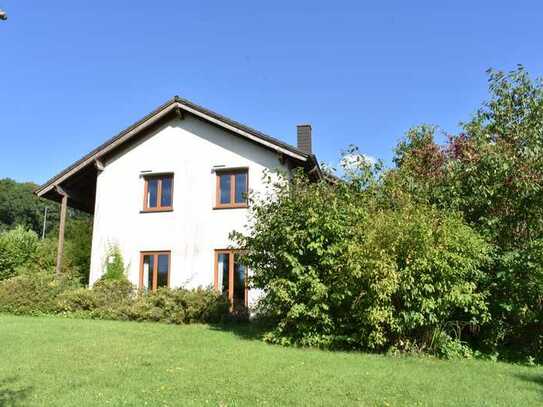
[55,192,68,275]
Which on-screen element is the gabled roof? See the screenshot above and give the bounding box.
[36,96,321,212]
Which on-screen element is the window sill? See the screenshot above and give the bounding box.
[213,204,249,210]
[140,208,174,213]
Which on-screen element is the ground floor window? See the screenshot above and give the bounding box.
[214,250,247,309]
[140,251,170,290]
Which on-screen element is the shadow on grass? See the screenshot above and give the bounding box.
[0,377,32,407]
[515,373,543,397]
[208,320,269,342]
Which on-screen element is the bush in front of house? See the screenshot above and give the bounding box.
[0,270,81,315]
[126,287,230,324]
[58,279,229,324]
[0,269,229,324]
[233,168,490,355]
[56,278,135,317]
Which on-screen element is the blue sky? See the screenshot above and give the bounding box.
[2,1,543,183]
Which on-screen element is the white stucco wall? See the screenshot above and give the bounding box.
[89,114,289,305]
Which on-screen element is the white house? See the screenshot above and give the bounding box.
[36,96,322,309]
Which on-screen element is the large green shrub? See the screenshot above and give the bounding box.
[233,169,490,353]
[0,226,39,281]
[343,204,490,353]
[57,280,228,324]
[127,288,229,324]
[0,225,86,282]
[232,170,361,348]
[0,271,80,315]
[1,268,228,325]
[482,241,543,361]
[57,278,135,317]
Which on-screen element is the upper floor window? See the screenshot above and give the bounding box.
[215,169,248,209]
[143,174,173,212]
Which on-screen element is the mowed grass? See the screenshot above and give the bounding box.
[0,315,541,406]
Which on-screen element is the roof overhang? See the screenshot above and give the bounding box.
[35,96,321,213]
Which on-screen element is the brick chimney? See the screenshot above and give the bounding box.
[297,124,312,154]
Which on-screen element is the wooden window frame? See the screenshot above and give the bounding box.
[139,251,171,290]
[214,168,249,209]
[142,174,174,212]
[213,249,248,309]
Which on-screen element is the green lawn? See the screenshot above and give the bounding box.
[0,315,541,406]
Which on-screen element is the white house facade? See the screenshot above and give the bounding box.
[36,96,321,309]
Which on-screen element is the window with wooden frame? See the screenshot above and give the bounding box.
[143,174,173,212]
[214,250,247,309]
[215,168,248,209]
[139,251,170,290]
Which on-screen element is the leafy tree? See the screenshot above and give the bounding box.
[65,219,93,284]
[233,167,490,354]
[395,67,543,246]
[0,178,59,235]
[392,66,543,360]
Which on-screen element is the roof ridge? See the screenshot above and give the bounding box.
[173,96,310,157]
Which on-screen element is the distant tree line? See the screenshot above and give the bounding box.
[0,178,60,235]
